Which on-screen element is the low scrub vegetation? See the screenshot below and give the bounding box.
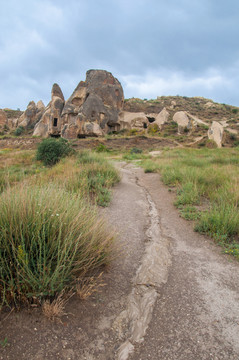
[141,147,239,258]
[0,185,114,307]
[36,137,74,166]
[0,146,120,309]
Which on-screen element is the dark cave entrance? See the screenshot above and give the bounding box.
[143,123,148,129]
[147,117,156,123]
[53,118,58,127]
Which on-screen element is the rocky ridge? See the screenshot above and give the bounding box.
[1,71,239,147]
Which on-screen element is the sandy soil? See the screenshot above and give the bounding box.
[1,163,239,360]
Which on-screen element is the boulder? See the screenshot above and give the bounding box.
[18,101,45,129]
[170,100,177,109]
[155,107,170,127]
[33,84,64,137]
[208,121,224,148]
[0,109,7,129]
[118,112,149,130]
[173,111,195,133]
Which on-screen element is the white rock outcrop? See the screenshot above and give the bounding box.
[208,121,224,148]
[173,111,194,133]
[155,107,170,128]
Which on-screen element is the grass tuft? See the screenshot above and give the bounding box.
[0,184,115,308]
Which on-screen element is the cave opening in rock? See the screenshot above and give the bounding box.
[147,117,156,123]
[143,123,148,129]
[50,134,60,138]
[53,118,58,127]
[77,134,86,139]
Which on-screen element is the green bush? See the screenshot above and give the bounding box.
[14,126,25,136]
[36,138,74,166]
[0,185,114,307]
[130,147,142,154]
[95,143,110,153]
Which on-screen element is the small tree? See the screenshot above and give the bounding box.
[36,137,74,166]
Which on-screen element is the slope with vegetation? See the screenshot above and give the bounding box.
[0,139,119,310]
[136,147,239,258]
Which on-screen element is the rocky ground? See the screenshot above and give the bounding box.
[1,163,239,359]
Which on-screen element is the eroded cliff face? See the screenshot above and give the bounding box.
[33,70,124,138]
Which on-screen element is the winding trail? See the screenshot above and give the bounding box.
[1,162,239,360]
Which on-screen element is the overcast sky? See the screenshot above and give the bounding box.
[1,0,239,109]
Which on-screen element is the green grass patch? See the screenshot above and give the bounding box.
[0,185,114,308]
[153,147,239,257]
[179,205,200,221]
[140,159,160,173]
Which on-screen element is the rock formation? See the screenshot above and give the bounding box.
[118,112,149,130]
[155,107,170,128]
[173,111,195,133]
[208,121,224,148]
[33,70,124,138]
[33,84,65,138]
[18,100,45,129]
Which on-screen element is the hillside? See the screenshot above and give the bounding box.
[1,94,239,148]
[123,96,239,147]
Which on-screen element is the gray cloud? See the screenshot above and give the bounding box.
[0,0,239,109]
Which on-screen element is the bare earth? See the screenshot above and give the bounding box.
[1,163,239,360]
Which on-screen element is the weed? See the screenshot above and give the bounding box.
[76,272,105,300]
[179,205,200,220]
[175,182,200,206]
[0,337,8,348]
[42,290,74,320]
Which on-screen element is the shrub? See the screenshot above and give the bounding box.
[95,143,109,153]
[130,147,142,154]
[148,123,160,135]
[0,185,114,307]
[205,139,218,149]
[14,126,25,136]
[36,138,74,166]
[129,128,138,136]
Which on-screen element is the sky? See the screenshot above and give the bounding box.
[1,0,239,110]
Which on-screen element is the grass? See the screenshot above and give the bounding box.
[0,149,45,193]
[140,147,239,258]
[0,149,120,309]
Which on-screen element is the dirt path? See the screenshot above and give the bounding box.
[1,163,239,359]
